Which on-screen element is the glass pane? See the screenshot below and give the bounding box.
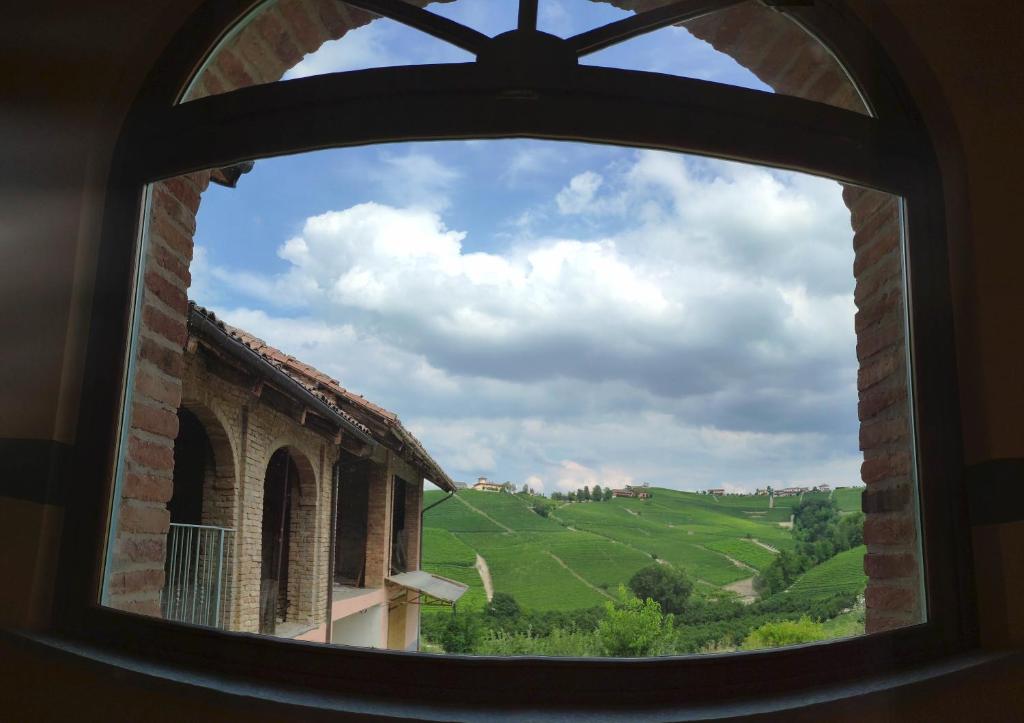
[577,0,869,114]
[537,0,630,37]
[183,1,475,103]
[103,138,922,654]
[404,0,519,37]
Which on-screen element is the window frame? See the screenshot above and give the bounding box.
[55,0,975,711]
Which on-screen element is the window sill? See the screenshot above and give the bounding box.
[4,627,1021,721]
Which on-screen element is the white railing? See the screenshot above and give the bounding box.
[162,522,234,629]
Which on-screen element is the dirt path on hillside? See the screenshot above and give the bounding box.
[778,514,794,530]
[455,494,515,533]
[475,553,494,602]
[625,508,639,517]
[704,548,758,574]
[749,538,779,554]
[725,577,757,603]
[546,552,616,601]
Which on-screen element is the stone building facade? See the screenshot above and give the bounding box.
[115,298,457,649]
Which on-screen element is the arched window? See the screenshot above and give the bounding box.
[62,0,972,712]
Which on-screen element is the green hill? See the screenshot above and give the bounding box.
[786,545,868,602]
[422,488,816,611]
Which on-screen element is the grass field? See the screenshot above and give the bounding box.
[833,487,864,513]
[422,488,817,610]
[787,545,868,601]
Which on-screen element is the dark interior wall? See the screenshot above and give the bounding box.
[0,0,1022,716]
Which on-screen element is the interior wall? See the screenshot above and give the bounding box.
[0,0,1022,715]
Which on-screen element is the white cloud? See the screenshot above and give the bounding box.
[193,148,864,493]
[555,170,603,214]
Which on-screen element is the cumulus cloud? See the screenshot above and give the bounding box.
[555,171,604,214]
[194,148,865,491]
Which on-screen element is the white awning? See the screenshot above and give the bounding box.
[386,571,468,606]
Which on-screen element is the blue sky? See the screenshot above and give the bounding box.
[190,0,864,494]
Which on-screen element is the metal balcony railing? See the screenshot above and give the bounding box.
[162,522,235,629]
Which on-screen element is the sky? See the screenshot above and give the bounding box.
[190,0,868,494]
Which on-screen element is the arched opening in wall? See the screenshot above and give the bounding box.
[260,445,319,636]
[168,408,211,525]
[162,406,236,628]
[260,448,298,634]
[92,0,966,673]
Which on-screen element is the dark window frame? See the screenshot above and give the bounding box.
[55,0,975,712]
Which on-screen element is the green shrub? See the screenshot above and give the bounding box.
[597,587,674,657]
[741,616,826,650]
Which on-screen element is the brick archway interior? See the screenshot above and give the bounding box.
[113,0,919,633]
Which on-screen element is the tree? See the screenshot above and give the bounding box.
[628,564,694,615]
[597,586,673,656]
[582,485,591,501]
[441,612,483,653]
[592,484,602,501]
[567,491,577,502]
[603,487,613,501]
[486,592,521,621]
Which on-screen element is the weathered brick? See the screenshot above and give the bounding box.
[255,10,303,69]
[863,514,915,545]
[132,400,180,439]
[862,485,912,514]
[856,320,903,361]
[122,471,174,503]
[858,381,907,420]
[162,175,202,214]
[116,534,168,566]
[145,269,188,316]
[153,183,198,236]
[139,336,185,378]
[279,0,328,55]
[853,226,899,277]
[110,568,166,596]
[861,450,911,485]
[134,367,182,408]
[151,237,192,286]
[866,612,916,634]
[859,416,908,450]
[854,252,902,306]
[128,435,174,473]
[108,596,162,617]
[119,500,171,535]
[866,583,917,612]
[855,289,902,333]
[864,552,918,579]
[150,213,195,262]
[214,46,255,89]
[142,303,188,348]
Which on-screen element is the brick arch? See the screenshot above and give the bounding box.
[177,400,238,529]
[260,442,321,628]
[118,0,916,632]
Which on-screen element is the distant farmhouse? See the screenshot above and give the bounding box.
[611,483,652,499]
[472,476,508,493]
[706,488,726,496]
[774,486,810,497]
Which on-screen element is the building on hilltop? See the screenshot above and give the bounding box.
[707,488,726,496]
[154,302,465,649]
[472,476,506,492]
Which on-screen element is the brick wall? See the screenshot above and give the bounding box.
[363,457,393,588]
